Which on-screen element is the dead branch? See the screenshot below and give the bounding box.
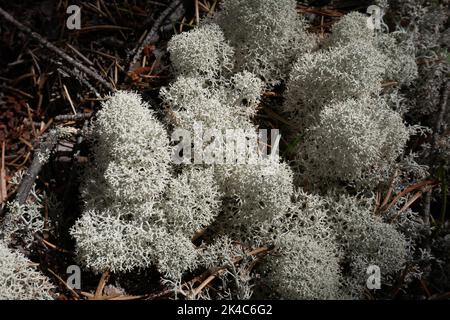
[433,80,449,148]
[15,131,60,205]
[0,142,6,204]
[94,271,110,299]
[48,268,80,300]
[428,77,450,156]
[381,179,438,213]
[57,65,101,98]
[127,0,184,74]
[423,81,449,234]
[55,113,93,122]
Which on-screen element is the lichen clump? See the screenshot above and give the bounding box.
[70,91,205,279]
[0,241,55,300]
[65,0,436,300]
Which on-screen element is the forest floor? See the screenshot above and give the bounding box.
[0,0,448,300]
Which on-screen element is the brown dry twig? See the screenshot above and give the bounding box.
[378,169,399,212]
[41,239,73,255]
[94,271,110,299]
[48,268,81,300]
[378,179,439,215]
[127,0,184,74]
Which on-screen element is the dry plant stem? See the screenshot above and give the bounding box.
[195,0,200,25]
[127,0,184,73]
[108,294,145,301]
[145,247,271,300]
[389,186,434,222]
[399,190,426,213]
[55,113,93,122]
[42,239,72,254]
[58,65,101,97]
[0,141,6,203]
[145,288,174,300]
[424,190,432,234]
[420,279,432,298]
[432,80,449,149]
[391,265,410,298]
[191,267,227,298]
[429,292,450,300]
[48,268,80,300]
[82,291,144,300]
[63,85,77,114]
[382,179,438,213]
[188,246,270,298]
[16,131,59,205]
[380,169,398,210]
[425,80,450,185]
[0,7,114,92]
[423,81,448,235]
[94,271,110,298]
[61,121,88,209]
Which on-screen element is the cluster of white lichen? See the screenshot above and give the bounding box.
[214,0,316,85]
[163,166,221,236]
[167,23,234,79]
[68,1,421,300]
[70,91,212,280]
[264,232,342,299]
[262,190,409,299]
[92,91,172,202]
[325,12,418,86]
[0,241,54,300]
[326,193,410,298]
[382,0,449,126]
[1,172,46,248]
[285,40,385,115]
[162,22,296,249]
[261,190,342,299]
[283,12,420,188]
[298,96,412,187]
[0,0,441,300]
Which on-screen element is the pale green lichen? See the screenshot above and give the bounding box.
[168,23,234,78]
[298,96,411,187]
[163,166,222,237]
[214,0,316,85]
[68,2,427,299]
[0,241,55,300]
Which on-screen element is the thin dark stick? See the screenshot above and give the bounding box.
[422,189,432,253]
[424,81,449,230]
[0,7,114,92]
[55,113,93,122]
[127,0,184,73]
[414,77,448,222]
[58,65,101,97]
[61,121,88,210]
[16,131,59,205]
[432,80,449,149]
